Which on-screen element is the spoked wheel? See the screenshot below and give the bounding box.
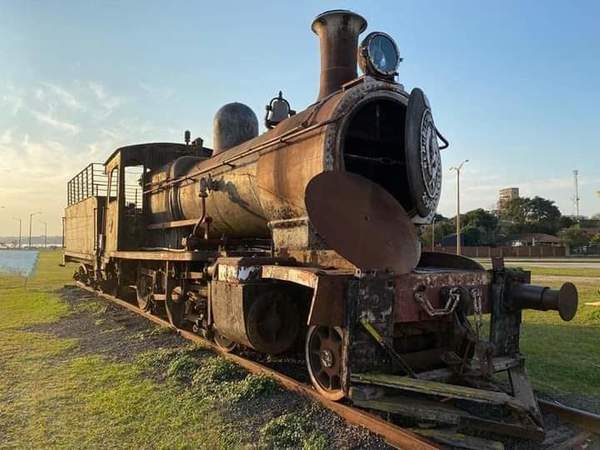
[213,329,237,353]
[306,325,345,401]
[135,274,154,312]
[75,264,89,285]
[165,286,186,328]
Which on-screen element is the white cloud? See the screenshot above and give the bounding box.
[40,82,84,110]
[1,92,24,115]
[88,81,124,116]
[30,109,80,134]
[139,82,175,100]
[0,129,13,145]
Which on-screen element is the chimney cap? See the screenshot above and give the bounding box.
[311,9,367,34]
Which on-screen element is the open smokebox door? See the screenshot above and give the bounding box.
[305,171,420,274]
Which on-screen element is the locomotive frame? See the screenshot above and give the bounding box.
[64,9,579,441]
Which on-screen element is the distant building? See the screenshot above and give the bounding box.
[508,233,562,247]
[497,187,519,211]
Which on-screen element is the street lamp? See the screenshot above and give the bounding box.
[449,160,469,256]
[40,221,48,248]
[12,217,22,249]
[28,211,41,248]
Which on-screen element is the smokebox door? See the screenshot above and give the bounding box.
[405,88,443,221]
[305,171,419,273]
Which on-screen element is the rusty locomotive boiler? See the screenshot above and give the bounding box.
[64,10,578,440]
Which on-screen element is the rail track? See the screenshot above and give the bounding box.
[73,282,600,449]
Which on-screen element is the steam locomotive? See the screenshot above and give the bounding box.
[64,10,578,439]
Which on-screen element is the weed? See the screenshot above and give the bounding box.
[303,432,328,450]
[224,373,278,402]
[192,356,246,386]
[148,325,175,337]
[260,413,314,448]
[166,352,200,382]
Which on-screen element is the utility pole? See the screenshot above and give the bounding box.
[41,221,47,248]
[12,217,22,249]
[573,170,580,221]
[431,217,436,252]
[28,211,41,248]
[449,160,469,256]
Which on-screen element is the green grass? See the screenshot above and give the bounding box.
[0,251,328,449]
[476,263,600,398]
[1,251,597,447]
[518,277,600,398]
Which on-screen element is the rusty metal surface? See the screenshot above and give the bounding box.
[538,399,600,434]
[305,172,419,273]
[109,250,214,261]
[311,10,367,100]
[261,265,353,326]
[394,270,490,323]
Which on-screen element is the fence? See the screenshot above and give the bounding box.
[435,246,566,258]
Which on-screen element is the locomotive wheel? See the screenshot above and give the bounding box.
[306,325,345,401]
[75,264,89,285]
[246,292,300,355]
[135,275,154,312]
[213,330,237,353]
[100,273,119,297]
[165,286,186,328]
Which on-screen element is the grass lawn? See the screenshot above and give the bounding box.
[0,251,342,449]
[1,252,598,449]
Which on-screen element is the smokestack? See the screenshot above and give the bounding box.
[311,10,367,100]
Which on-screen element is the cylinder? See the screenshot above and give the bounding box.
[311,10,367,100]
[511,282,578,321]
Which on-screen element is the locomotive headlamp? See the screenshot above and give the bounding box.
[359,32,401,78]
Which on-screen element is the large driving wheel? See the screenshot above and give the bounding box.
[213,329,237,353]
[75,264,89,285]
[165,286,186,328]
[246,292,300,355]
[135,274,154,312]
[100,269,119,297]
[306,325,345,401]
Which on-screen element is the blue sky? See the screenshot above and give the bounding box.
[0,0,599,235]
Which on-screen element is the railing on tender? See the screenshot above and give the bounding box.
[67,163,108,206]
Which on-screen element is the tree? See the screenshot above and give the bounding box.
[500,196,562,234]
[462,208,499,244]
[558,226,590,248]
[590,233,600,245]
[420,215,454,248]
[462,226,482,246]
[559,215,575,229]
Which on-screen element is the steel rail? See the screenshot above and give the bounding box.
[538,399,600,434]
[73,282,438,450]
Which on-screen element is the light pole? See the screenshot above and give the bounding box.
[12,217,22,249]
[40,221,47,248]
[449,160,469,256]
[431,217,436,252]
[28,211,41,248]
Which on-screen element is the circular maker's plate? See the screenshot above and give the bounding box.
[305,172,420,273]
